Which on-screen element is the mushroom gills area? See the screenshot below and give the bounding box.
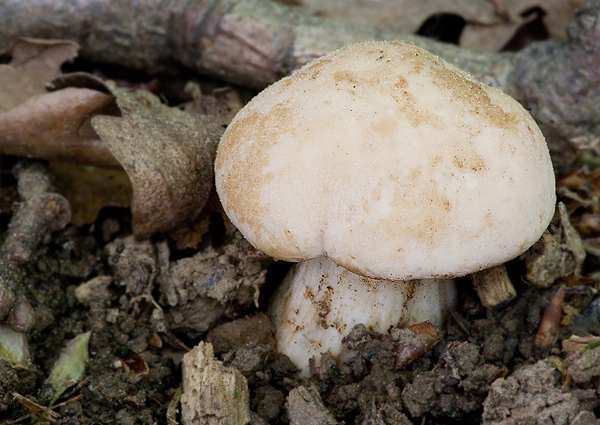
[268,256,456,376]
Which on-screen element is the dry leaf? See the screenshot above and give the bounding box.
[0,87,119,166]
[49,162,132,226]
[0,40,119,167]
[460,0,585,51]
[0,38,79,112]
[294,0,583,51]
[1,62,228,237]
[92,83,219,238]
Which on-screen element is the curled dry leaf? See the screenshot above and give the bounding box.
[0,87,119,167]
[91,82,218,238]
[0,39,119,167]
[0,38,79,111]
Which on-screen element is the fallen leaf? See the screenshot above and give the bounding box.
[293,0,583,51]
[0,38,79,111]
[0,86,119,166]
[92,82,219,238]
[49,162,132,226]
[0,42,119,167]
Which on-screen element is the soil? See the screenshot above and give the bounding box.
[1,188,599,425]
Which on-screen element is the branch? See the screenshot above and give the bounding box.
[0,162,71,331]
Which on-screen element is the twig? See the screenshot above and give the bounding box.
[0,162,71,331]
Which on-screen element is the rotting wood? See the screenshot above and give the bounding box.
[471,264,516,309]
[181,341,251,425]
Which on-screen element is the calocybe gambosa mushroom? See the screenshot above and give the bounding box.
[215,41,556,375]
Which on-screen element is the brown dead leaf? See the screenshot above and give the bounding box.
[293,0,583,51]
[0,86,119,167]
[92,83,219,238]
[49,162,132,226]
[182,83,243,160]
[0,38,79,112]
[0,41,120,168]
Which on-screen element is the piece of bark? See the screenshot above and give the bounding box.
[0,0,506,88]
[181,341,251,425]
[286,386,339,425]
[471,264,516,308]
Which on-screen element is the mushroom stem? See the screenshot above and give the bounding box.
[268,257,456,376]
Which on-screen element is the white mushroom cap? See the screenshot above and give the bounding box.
[215,41,555,280]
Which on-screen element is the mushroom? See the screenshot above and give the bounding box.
[215,41,556,375]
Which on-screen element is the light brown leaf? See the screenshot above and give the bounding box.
[49,162,132,226]
[294,0,584,51]
[0,46,119,168]
[0,86,119,166]
[0,38,79,112]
